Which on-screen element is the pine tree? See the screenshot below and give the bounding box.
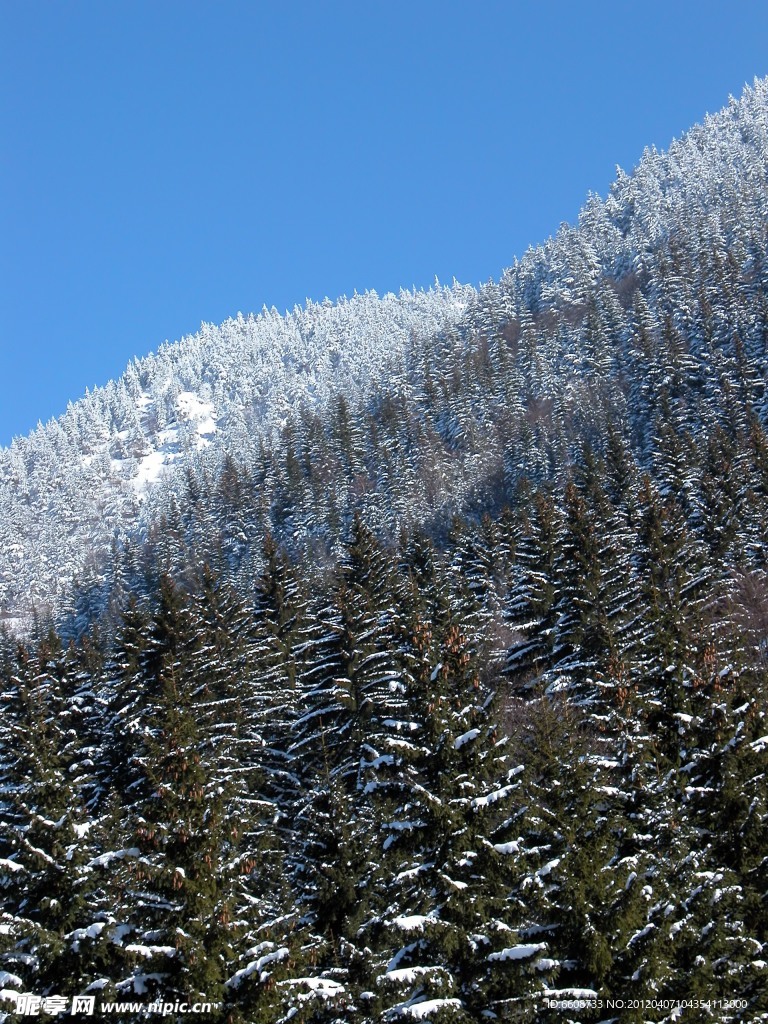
[0,635,97,995]
[506,487,562,687]
[120,624,234,1012]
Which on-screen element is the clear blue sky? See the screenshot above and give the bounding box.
[2,1,768,446]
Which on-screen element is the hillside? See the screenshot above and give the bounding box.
[0,81,767,1022]
[0,285,472,625]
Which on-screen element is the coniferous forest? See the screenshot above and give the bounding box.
[1,82,768,1023]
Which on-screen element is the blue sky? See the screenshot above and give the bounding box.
[2,1,768,446]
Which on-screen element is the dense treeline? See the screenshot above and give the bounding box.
[2,83,768,1022]
[1,481,766,1021]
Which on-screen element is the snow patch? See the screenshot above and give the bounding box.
[379,966,447,985]
[88,847,140,868]
[176,391,217,438]
[391,998,463,1019]
[227,946,290,988]
[472,784,516,809]
[116,973,165,994]
[390,915,437,933]
[277,977,346,1001]
[543,988,599,999]
[68,922,106,951]
[536,859,560,878]
[488,943,547,961]
[84,979,110,992]
[124,943,177,958]
[492,840,520,855]
[454,728,480,750]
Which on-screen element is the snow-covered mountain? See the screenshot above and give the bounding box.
[0,285,472,626]
[5,79,768,634]
[5,78,768,631]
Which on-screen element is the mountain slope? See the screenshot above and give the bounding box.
[4,82,768,631]
[0,80,767,1022]
[0,285,471,625]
